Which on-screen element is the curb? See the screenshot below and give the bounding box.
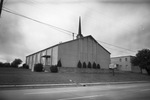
[80,81,150,85]
[0,81,149,89]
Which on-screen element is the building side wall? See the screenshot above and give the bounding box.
[131,65,141,73]
[111,56,132,71]
[96,43,110,69]
[58,37,110,68]
[58,40,79,67]
[52,46,58,65]
[26,46,58,70]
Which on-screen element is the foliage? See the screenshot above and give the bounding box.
[145,67,150,75]
[77,61,82,68]
[131,49,150,75]
[57,60,62,67]
[88,62,91,68]
[0,62,4,67]
[93,62,96,69]
[97,64,101,69]
[11,59,22,68]
[3,62,11,67]
[34,63,43,72]
[50,65,58,73]
[22,63,29,69]
[83,62,87,68]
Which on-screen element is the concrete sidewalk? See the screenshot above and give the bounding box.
[0,81,149,89]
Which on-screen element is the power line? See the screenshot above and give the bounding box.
[97,40,136,52]
[103,45,135,54]
[2,7,137,53]
[2,7,75,36]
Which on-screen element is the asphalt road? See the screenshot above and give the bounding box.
[0,83,150,100]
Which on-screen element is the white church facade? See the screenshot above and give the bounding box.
[26,17,111,70]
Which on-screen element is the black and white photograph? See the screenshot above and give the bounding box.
[0,0,150,100]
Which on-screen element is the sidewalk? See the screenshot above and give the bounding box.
[0,81,149,89]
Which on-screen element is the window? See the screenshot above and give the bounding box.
[125,58,127,61]
[119,58,122,62]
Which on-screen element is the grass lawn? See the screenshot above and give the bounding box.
[0,67,150,85]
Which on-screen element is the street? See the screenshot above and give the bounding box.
[0,82,150,100]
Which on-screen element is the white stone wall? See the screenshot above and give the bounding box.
[41,50,46,65]
[51,46,58,65]
[26,46,58,70]
[47,48,52,65]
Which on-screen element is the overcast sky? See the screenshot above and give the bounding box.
[0,0,150,63]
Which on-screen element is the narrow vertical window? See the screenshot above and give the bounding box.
[120,58,122,62]
[125,58,127,61]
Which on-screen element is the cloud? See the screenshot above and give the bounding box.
[1,0,150,62]
[113,4,150,50]
[0,12,27,62]
[115,22,150,50]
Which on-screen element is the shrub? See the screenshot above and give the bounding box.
[57,60,62,67]
[83,62,87,68]
[77,61,82,68]
[22,63,29,69]
[0,62,4,67]
[4,63,11,67]
[88,62,91,68]
[34,63,43,72]
[97,64,101,69]
[93,62,96,69]
[146,67,150,75]
[11,62,16,68]
[50,65,58,73]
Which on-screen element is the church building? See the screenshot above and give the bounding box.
[26,17,111,70]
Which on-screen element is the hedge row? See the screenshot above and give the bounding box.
[34,63,58,73]
[0,62,29,69]
[77,61,101,69]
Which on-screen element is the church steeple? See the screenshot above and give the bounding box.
[76,16,83,39]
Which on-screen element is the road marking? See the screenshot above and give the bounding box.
[58,94,104,100]
[140,89,150,91]
[25,90,80,95]
[24,84,142,95]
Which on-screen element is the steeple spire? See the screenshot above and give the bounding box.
[76,16,83,39]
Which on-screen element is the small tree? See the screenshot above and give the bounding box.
[34,63,43,72]
[88,62,91,68]
[83,62,86,68]
[22,63,29,69]
[97,64,101,69]
[93,62,96,69]
[11,59,22,68]
[77,61,82,68]
[131,49,150,75]
[57,59,62,68]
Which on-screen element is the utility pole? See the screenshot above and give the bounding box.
[72,33,75,40]
[0,0,4,17]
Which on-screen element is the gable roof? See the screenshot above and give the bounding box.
[26,35,111,57]
[85,35,111,54]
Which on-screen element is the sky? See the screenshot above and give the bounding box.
[0,0,150,63]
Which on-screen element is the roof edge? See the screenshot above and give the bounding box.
[26,35,111,57]
[111,55,135,58]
